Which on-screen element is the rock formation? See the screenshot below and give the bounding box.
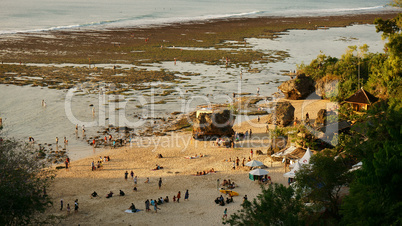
[278,74,315,100]
[315,76,339,99]
[315,109,327,127]
[266,101,295,127]
[192,109,235,139]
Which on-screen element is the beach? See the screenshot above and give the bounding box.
[46,96,329,225]
[0,9,398,225]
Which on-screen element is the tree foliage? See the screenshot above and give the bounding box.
[0,137,55,225]
[223,184,306,226]
[341,142,402,225]
[295,150,351,222]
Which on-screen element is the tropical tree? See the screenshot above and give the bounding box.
[341,142,402,225]
[0,137,55,225]
[223,184,306,225]
[294,150,351,223]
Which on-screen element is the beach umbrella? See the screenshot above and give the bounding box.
[249,168,269,176]
[245,160,264,167]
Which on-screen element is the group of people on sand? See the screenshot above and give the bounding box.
[91,156,111,171]
[195,168,215,176]
[60,198,79,214]
[214,194,233,206]
[221,179,237,189]
[144,190,189,213]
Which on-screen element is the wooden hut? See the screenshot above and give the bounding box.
[344,88,378,112]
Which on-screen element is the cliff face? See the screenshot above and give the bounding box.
[278,74,315,100]
[192,109,235,139]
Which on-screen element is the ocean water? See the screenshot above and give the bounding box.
[0,0,394,159]
[0,0,394,34]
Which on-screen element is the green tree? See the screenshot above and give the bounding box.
[295,150,351,222]
[341,142,402,225]
[223,184,306,225]
[0,137,55,225]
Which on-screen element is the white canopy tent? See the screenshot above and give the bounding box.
[289,147,313,168]
[283,161,301,178]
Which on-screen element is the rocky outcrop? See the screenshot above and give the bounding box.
[315,109,327,127]
[266,101,295,127]
[278,74,315,100]
[315,76,339,99]
[192,109,235,139]
[163,111,197,132]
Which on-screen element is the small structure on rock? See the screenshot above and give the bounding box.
[192,107,235,139]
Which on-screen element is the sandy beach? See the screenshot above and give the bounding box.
[46,97,329,225]
[1,11,390,225]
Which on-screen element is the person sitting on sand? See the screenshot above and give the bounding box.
[133,187,137,192]
[106,191,113,198]
[164,196,169,203]
[129,203,137,212]
[154,164,161,170]
[157,198,162,205]
[144,177,149,183]
[91,191,98,198]
[119,190,125,196]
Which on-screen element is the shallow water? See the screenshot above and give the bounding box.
[0,0,392,34]
[0,24,387,160]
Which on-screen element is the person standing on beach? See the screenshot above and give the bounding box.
[177,191,181,203]
[60,199,63,211]
[56,137,59,144]
[217,179,220,190]
[145,199,150,212]
[74,199,79,213]
[134,176,137,185]
[158,178,162,189]
[130,170,134,179]
[223,208,227,220]
[184,190,189,201]
[66,203,70,214]
[125,171,128,180]
[232,161,236,170]
[250,149,253,158]
[249,129,252,138]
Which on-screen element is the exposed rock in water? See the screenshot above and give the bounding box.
[163,111,197,132]
[192,109,235,139]
[265,101,295,127]
[278,73,315,100]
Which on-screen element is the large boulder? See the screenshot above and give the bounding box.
[315,109,327,127]
[278,74,315,100]
[315,76,339,99]
[192,109,235,139]
[266,101,295,127]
